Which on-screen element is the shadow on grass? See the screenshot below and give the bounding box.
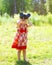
[15,60,32,65]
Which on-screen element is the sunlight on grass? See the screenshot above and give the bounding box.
[0,22,52,65]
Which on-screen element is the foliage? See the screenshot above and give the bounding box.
[46,13,52,24]
[30,12,52,25]
[0,0,32,15]
[0,12,52,26]
[0,0,50,15]
[0,13,14,25]
[46,0,52,13]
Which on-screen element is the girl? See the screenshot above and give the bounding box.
[12,13,32,61]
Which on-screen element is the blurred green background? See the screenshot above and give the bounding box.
[0,0,52,65]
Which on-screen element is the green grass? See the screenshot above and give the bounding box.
[0,22,52,65]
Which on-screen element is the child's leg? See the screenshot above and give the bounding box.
[17,50,21,60]
[23,49,26,60]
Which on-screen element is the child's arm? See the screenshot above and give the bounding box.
[16,20,20,28]
[16,23,19,28]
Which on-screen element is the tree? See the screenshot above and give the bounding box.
[31,0,40,12]
[39,0,46,14]
[0,0,48,15]
[14,0,17,14]
[0,0,3,15]
[0,0,14,15]
[46,0,52,13]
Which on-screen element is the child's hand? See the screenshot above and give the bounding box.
[28,21,33,26]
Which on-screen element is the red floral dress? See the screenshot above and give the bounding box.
[12,23,28,50]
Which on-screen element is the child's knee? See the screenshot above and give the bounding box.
[23,49,26,52]
[18,50,21,53]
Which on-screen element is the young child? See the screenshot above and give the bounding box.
[12,13,32,61]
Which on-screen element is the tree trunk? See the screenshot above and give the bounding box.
[21,0,25,12]
[40,0,45,4]
[39,0,46,14]
[14,0,17,14]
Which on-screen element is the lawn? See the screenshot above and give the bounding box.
[0,22,52,65]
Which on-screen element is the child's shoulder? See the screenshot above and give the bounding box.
[17,20,20,23]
